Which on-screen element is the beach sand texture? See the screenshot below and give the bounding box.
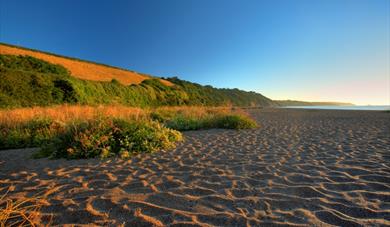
[1,109,389,226]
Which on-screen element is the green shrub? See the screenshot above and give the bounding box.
[215,115,258,129]
[46,119,183,159]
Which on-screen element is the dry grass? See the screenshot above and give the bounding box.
[0,105,249,128]
[0,44,173,86]
[0,188,45,227]
[0,105,146,128]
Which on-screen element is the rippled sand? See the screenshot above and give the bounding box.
[1,109,389,226]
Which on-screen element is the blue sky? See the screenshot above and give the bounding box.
[1,0,389,104]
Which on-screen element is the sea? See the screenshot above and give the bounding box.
[282,105,390,111]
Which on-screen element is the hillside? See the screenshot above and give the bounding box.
[167,77,274,107]
[276,100,354,106]
[0,43,172,86]
[0,54,275,108]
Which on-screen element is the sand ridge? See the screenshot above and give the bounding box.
[0,109,389,226]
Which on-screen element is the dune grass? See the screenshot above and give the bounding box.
[0,105,257,159]
[0,188,43,226]
[150,106,257,130]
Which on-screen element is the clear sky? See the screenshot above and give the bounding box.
[1,0,389,105]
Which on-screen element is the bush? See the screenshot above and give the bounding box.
[46,119,183,159]
[215,115,257,129]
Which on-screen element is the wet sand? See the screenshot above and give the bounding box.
[1,109,389,226]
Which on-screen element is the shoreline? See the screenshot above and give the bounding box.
[277,106,390,111]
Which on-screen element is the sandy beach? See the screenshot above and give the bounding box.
[1,108,389,226]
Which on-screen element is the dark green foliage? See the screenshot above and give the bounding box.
[0,55,275,108]
[53,79,78,103]
[0,54,69,75]
[0,67,73,107]
[167,77,275,106]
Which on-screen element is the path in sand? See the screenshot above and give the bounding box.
[0,109,389,226]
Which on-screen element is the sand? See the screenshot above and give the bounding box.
[1,109,389,226]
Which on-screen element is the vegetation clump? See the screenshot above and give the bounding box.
[215,115,258,129]
[46,119,182,159]
[0,105,257,159]
[151,107,258,130]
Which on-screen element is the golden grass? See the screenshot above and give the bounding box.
[0,105,146,127]
[0,105,247,128]
[0,44,173,86]
[0,188,44,227]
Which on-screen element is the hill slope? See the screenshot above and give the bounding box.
[0,54,275,108]
[276,100,354,106]
[0,43,172,86]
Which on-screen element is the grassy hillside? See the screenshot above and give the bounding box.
[276,100,354,106]
[0,43,173,86]
[0,54,275,108]
[167,77,274,107]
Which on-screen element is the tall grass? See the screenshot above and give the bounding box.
[0,105,145,127]
[0,105,251,127]
[151,106,257,130]
[0,105,257,159]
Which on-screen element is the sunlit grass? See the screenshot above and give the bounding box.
[0,104,145,128]
[0,105,258,159]
[0,188,45,227]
